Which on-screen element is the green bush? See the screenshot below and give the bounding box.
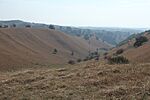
[107,56,129,64]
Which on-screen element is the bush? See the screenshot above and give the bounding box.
[134,36,148,47]
[68,60,75,65]
[53,49,58,54]
[77,59,82,62]
[4,25,8,28]
[49,25,55,30]
[116,49,124,55]
[107,56,129,64]
[25,25,31,28]
[12,24,16,28]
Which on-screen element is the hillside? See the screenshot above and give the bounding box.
[109,31,150,63]
[0,20,143,46]
[0,28,110,71]
[0,61,150,99]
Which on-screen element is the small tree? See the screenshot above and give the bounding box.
[12,24,16,28]
[134,36,148,47]
[53,49,58,54]
[25,25,31,28]
[77,59,82,62]
[49,25,55,30]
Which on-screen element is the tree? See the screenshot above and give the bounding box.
[49,25,55,30]
[134,36,148,47]
[53,49,58,54]
[12,24,16,28]
[25,25,31,28]
[77,59,82,62]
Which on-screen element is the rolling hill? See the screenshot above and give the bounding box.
[0,20,143,46]
[0,28,110,71]
[109,30,150,63]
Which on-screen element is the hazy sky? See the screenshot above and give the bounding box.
[0,0,150,28]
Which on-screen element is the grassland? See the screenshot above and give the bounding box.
[0,61,150,100]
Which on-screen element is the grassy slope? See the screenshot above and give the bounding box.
[0,61,150,100]
[110,32,150,63]
[0,28,110,71]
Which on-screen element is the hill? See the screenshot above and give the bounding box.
[0,61,150,99]
[109,30,150,63]
[0,20,143,46]
[0,28,110,71]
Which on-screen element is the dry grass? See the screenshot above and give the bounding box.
[0,61,150,100]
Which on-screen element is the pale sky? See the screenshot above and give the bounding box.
[0,0,150,28]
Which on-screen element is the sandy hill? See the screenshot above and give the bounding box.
[110,31,150,63]
[0,28,110,70]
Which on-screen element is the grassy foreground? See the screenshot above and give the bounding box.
[0,61,150,100]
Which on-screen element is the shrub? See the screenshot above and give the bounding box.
[49,25,55,30]
[68,60,75,65]
[4,25,8,28]
[12,24,16,28]
[107,56,129,64]
[77,59,82,62]
[25,25,31,28]
[116,49,124,55]
[134,36,148,47]
[53,49,58,54]
[0,25,2,28]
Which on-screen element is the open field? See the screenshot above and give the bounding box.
[0,61,150,100]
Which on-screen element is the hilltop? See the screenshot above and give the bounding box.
[0,20,143,46]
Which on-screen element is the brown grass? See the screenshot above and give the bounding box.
[109,33,150,63]
[0,28,110,71]
[0,61,150,100]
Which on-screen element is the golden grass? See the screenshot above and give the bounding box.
[0,61,150,100]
